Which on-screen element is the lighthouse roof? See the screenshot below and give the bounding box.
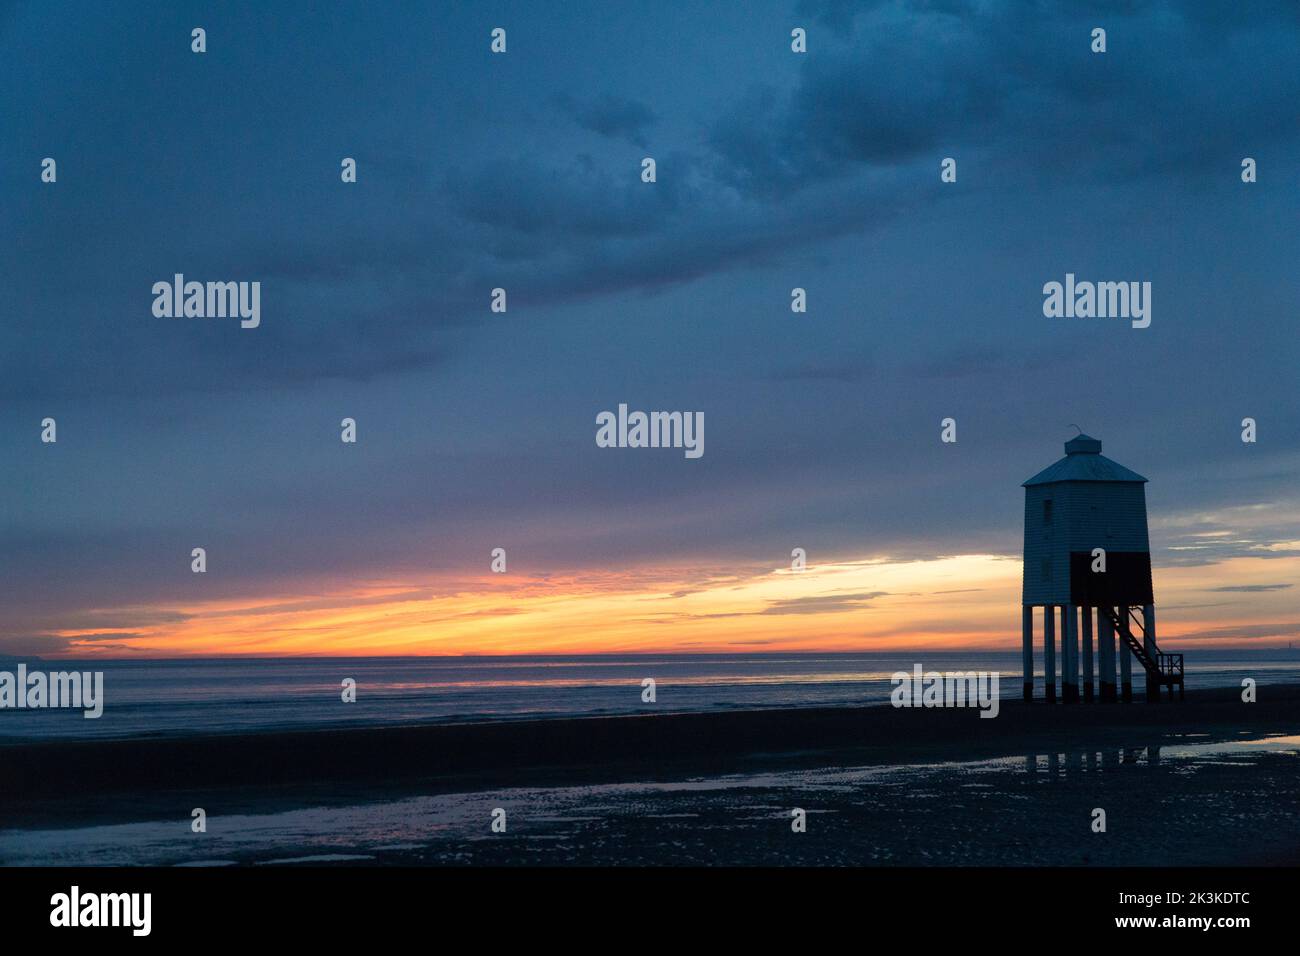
[1022,434,1147,486]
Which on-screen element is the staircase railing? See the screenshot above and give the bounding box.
[1102,606,1183,688]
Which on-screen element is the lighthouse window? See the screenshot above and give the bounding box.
[1043,499,1053,525]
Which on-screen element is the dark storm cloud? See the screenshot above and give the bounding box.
[709,36,1005,196]
[553,92,659,148]
[7,0,1297,401]
[446,155,678,239]
[1,0,1298,650]
[727,0,1300,197]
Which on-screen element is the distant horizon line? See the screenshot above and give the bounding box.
[6,645,1296,663]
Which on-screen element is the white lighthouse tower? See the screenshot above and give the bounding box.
[1020,434,1183,703]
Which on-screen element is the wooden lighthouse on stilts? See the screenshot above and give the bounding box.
[1020,434,1183,703]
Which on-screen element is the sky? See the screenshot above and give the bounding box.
[2,0,1298,657]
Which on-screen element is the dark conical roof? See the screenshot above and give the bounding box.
[1022,434,1147,486]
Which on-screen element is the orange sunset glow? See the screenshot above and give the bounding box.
[48,550,1300,657]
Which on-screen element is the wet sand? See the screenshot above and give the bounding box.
[3,684,1298,865]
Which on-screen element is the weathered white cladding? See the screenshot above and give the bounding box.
[1022,480,1149,605]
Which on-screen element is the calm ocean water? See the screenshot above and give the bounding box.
[3,651,1299,741]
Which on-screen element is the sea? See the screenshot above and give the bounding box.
[3,650,1298,742]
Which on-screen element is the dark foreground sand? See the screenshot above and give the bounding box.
[3,685,1298,865]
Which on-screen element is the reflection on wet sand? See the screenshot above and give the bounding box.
[3,734,1297,867]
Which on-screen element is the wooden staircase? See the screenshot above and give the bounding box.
[1102,606,1184,701]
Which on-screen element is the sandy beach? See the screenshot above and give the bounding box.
[3,684,1298,866]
